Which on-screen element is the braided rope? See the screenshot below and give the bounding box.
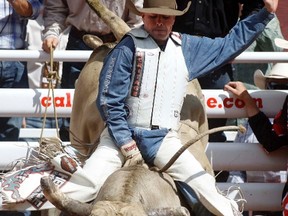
[39,46,61,144]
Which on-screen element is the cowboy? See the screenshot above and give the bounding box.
[94,0,278,215]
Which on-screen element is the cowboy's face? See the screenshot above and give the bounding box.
[142,13,175,45]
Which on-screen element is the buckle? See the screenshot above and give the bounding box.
[151,125,159,130]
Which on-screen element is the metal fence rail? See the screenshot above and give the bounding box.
[0,50,287,62]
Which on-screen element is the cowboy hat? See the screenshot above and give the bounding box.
[254,63,288,89]
[127,0,191,16]
[274,38,288,49]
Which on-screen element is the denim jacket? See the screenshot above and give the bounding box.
[96,8,274,156]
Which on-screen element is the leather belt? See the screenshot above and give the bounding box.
[70,26,116,43]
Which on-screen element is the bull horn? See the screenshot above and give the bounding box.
[159,125,246,172]
[40,176,93,216]
[86,0,131,41]
[147,207,190,216]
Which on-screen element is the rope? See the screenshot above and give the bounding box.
[39,46,61,144]
[158,125,246,173]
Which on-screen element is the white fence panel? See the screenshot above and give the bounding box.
[0,50,287,62]
[1,89,288,118]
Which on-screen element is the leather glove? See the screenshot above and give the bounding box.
[120,141,144,167]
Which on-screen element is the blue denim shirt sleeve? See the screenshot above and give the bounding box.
[181,8,275,80]
[96,36,135,148]
[26,0,42,19]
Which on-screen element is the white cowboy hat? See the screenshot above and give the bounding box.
[127,0,191,16]
[254,63,288,89]
[274,38,288,49]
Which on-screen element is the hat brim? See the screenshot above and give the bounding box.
[275,38,288,49]
[254,69,266,89]
[254,68,288,89]
[127,0,191,16]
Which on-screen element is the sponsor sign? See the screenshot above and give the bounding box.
[0,89,287,118]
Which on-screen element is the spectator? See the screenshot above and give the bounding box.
[24,0,69,142]
[0,0,41,141]
[26,2,69,90]
[0,0,42,215]
[224,62,288,216]
[41,0,143,141]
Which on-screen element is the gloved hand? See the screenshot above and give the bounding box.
[120,140,144,167]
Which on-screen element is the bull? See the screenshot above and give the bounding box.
[41,165,190,216]
[40,124,242,215]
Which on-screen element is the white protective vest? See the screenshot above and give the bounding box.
[126,28,189,130]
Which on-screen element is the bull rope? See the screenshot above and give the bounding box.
[159,125,246,173]
[39,46,61,143]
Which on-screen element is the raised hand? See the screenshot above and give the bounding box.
[263,0,278,13]
[224,81,260,117]
[224,81,249,100]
